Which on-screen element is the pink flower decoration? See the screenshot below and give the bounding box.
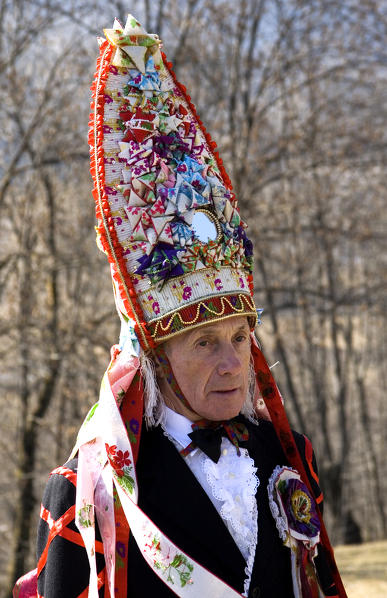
[104,186,117,195]
[182,286,192,300]
[152,301,160,314]
[214,278,223,290]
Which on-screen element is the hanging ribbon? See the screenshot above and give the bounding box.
[251,340,348,598]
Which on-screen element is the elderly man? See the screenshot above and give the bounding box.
[28,13,347,598]
[37,315,333,598]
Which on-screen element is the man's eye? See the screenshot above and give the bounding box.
[198,340,209,347]
[235,335,247,343]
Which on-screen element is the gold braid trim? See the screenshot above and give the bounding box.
[150,293,256,341]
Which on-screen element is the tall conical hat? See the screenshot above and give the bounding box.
[89,14,258,351]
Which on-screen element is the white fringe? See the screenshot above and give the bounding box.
[140,352,166,428]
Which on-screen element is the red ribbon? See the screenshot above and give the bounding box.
[251,342,347,598]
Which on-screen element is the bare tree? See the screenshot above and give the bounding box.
[1,0,386,594]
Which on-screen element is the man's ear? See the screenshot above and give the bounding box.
[149,350,165,379]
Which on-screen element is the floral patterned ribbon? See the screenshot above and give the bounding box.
[72,346,244,598]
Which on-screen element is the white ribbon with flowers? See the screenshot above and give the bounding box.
[72,321,244,598]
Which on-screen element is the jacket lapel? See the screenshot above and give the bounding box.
[247,420,295,595]
[136,425,247,593]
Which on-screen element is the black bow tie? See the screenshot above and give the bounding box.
[183,419,249,463]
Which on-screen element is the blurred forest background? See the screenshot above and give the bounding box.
[0,0,386,595]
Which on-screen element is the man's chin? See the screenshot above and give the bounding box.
[209,403,244,422]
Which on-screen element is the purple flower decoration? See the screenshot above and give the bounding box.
[116,541,126,558]
[182,286,192,300]
[105,186,117,196]
[158,186,169,201]
[234,226,253,258]
[278,477,320,539]
[129,418,139,434]
[153,133,189,162]
[136,243,184,284]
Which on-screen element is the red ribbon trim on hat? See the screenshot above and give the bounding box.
[251,342,348,598]
[89,40,155,351]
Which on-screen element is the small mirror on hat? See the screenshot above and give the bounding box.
[192,209,221,243]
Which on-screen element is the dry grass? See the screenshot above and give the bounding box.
[334,540,387,598]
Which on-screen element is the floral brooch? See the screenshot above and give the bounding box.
[268,466,324,598]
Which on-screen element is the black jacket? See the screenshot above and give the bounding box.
[37,418,335,597]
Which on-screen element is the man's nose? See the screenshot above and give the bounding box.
[217,343,242,376]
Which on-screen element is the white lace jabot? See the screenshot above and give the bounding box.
[162,407,259,597]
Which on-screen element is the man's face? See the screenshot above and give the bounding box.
[158,316,251,421]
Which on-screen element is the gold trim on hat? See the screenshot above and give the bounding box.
[149,292,257,343]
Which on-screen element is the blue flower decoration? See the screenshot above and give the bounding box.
[136,242,184,284]
[128,56,162,92]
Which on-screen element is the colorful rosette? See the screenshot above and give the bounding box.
[268,466,325,598]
